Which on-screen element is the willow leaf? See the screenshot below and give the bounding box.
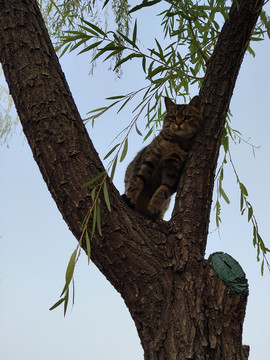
[110,155,118,182]
[103,143,120,160]
[96,200,102,235]
[64,288,69,316]
[220,187,230,204]
[135,123,143,136]
[49,297,65,311]
[261,259,264,276]
[240,182,248,196]
[78,41,103,55]
[61,249,77,296]
[248,205,253,222]
[129,0,162,14]
[132,19,137,45]
[120,138,128,162]
[86,230,91,264]
[81,19,106,37]
[82,171,106,188]
[92,203,97,237]
[114,53,143,70]
[103,180,111,212]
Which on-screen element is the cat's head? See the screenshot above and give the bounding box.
[163,96,202,139]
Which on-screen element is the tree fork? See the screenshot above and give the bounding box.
[0,0,263,358]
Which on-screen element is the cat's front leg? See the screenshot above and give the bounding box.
[148,153,186,219]
[147,184,172,219]
[126,156,157,204]
[124,174,145,209]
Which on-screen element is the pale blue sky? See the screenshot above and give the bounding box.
[1,3,270,359]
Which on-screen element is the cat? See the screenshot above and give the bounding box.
[123,96,202,220]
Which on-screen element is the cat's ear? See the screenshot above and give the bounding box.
[189,96,201,109]
[164,97,176,112]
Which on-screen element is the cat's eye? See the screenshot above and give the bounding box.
[170,116,176,121]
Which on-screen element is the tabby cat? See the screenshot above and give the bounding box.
[124,96,202,219]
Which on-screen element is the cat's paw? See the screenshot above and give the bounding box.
[122,194,135,209]
[147,203,161,221]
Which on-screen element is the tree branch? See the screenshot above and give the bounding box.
[0,0,169,294]
[172,0,264,257]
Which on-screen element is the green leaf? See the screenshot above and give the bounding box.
[240,192,244,212]
[78,25,100,37]
[260,10,270,38]
[132,19,137,45]
[49,297,65,311]
[247,45,255,57]
[70,38,89,52]
[258,233,265,251]
[240,182,248,196]
[120,138,128,162]
[81,19,106,37]
[257,242,261,262]
[248,205,253,222]
[63,30,90,36]
[72,278,75,308]
[78,41,103,55]
[61,249,77,296]
[152,77,167,85]
[103,48,125,62]
[87,106,107,114]
[129,0,162,14]
[117,29,139,50]
[110,155,118,182]
[65,250,77,283]
[220,167,224,182]
[96,200,102,235]
[114,53,143,70]
[253,226,257,246]
[91,187,97,201]
[85,230,91,264]
[92,203,97,237]
[103,0,110,8]
[103,143,120,160]
[250,36,264,42]
[148,65,166,78]
[106,95,126,100]
[117,96,132,113]
[142,56,146,73]
[222,132,229,153]
[155,38,164,60]
[64,288,69,316]
[261,259,264,276]
[220,187,230,204]
[92,44,125,62]
[135,123,143,136]
[82,171,106,188]
[144,126,154,141]
[215,200,221,228]
[58,43,71,57]
[103,180,111,212]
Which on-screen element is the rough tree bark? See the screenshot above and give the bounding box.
[0,0,264,358]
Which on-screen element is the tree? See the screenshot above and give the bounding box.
[0,0,268,358]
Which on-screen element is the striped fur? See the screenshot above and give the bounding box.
[124,96,202,219]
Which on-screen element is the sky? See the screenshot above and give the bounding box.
[1,2,270,360]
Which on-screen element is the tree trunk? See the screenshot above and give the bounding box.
[0,0,263,358]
